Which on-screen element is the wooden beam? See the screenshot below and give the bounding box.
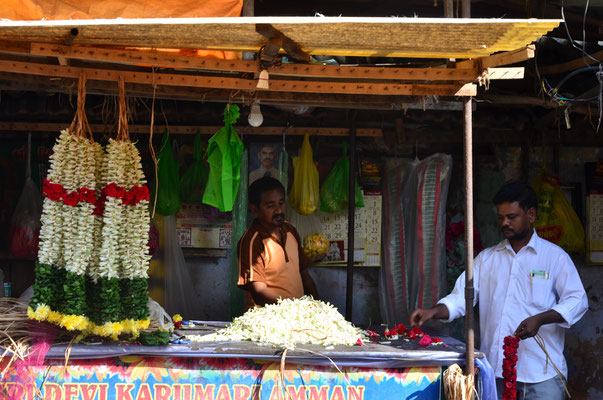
[455,45,535,69]
[0,60,477,96]
[27,43,482,81]
[484,67,524,80]
[0,121,382,137]
[538,49,603,75]
[256,24,310,63]
[0,71,428,110]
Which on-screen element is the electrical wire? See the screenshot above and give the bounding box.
[538,1,603,131]
[560,0,599,65]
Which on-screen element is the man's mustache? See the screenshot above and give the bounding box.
[273,214,285,220]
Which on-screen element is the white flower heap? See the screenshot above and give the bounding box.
[188,297,363,349]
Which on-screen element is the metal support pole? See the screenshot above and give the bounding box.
[463,97,475,377]
[462,0,471,18]
[444,0,453,18]
[345,120,357,321]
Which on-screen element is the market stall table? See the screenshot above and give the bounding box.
[2,322,496,400]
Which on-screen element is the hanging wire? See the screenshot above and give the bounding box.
[560,0,599,65]
[537,1,603,132]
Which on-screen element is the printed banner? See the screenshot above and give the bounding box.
[1,356,441,400]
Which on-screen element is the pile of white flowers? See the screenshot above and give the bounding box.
[187,297,363,349]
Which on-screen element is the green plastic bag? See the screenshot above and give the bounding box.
[320,142,364,213]
[202,105,243,212]
[156,129,180,215]
[180,132,209,204]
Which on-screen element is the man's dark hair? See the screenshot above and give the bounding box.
[492,181,538,211]
[249,176,285,207]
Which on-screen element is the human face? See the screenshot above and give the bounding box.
[258,146,277,169]
[496,201,535,242]
[251,188,286,229]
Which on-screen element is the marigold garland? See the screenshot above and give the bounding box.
[502,335,520,400]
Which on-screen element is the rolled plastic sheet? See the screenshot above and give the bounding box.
[380,154,452,326]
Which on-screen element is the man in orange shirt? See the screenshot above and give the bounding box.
[238,177,319,307]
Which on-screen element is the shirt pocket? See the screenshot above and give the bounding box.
[529,276,553,311]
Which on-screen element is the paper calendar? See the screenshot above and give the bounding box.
[315,191,382,267]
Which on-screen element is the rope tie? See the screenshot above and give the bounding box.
[117,76,129,142]
[69,72,93,141]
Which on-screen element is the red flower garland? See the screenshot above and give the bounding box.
[502,335,520,400]
[43,179,149,214]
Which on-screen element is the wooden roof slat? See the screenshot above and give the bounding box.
[26,43,483,81]
[0,121,382,137]
[454,45,535,69]
[0,59,477,96]
[0,17,560,59]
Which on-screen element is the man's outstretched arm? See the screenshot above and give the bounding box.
[409,304,450,327]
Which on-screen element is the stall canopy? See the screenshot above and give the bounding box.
[0,17,560,59]
[0,17,560,109]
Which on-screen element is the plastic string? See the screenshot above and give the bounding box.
[149,67,159,219]
[533,334,571,398]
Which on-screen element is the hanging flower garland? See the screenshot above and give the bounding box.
[88,77,150,338]
[29,73,101,332]
[502,335,519,400]
[29,74,151,339]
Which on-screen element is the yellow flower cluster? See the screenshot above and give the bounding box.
[28,304,150,340]
[172,314,183,323]
[303,233,330,261]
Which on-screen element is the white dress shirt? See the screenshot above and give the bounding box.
[438,230,588,383]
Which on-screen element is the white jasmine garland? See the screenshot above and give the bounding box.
[90,143,105,278]
[188,297,363,349]
[98,139,127,280]
[39,129,73,266]
[70,138,99,276]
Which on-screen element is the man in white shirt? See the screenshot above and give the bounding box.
[410,182,588,400]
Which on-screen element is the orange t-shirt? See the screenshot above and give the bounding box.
[237,220,308,308]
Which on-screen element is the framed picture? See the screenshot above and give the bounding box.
[248,143,282,185]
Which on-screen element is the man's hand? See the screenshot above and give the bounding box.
[247,281,282,307]
[514,315,542,339]
[301,270,319,300]
[409,304,450,327]
[514,310,564,340]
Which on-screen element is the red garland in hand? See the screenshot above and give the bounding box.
[502,335,520,400]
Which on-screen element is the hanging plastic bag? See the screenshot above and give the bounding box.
[9,133,42,259]
[289,133,319,215]
[180,132,209,204]
[155,129,181,215]
[203,105,243,212]
[320,142,364,213]
[531,169,584,252]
